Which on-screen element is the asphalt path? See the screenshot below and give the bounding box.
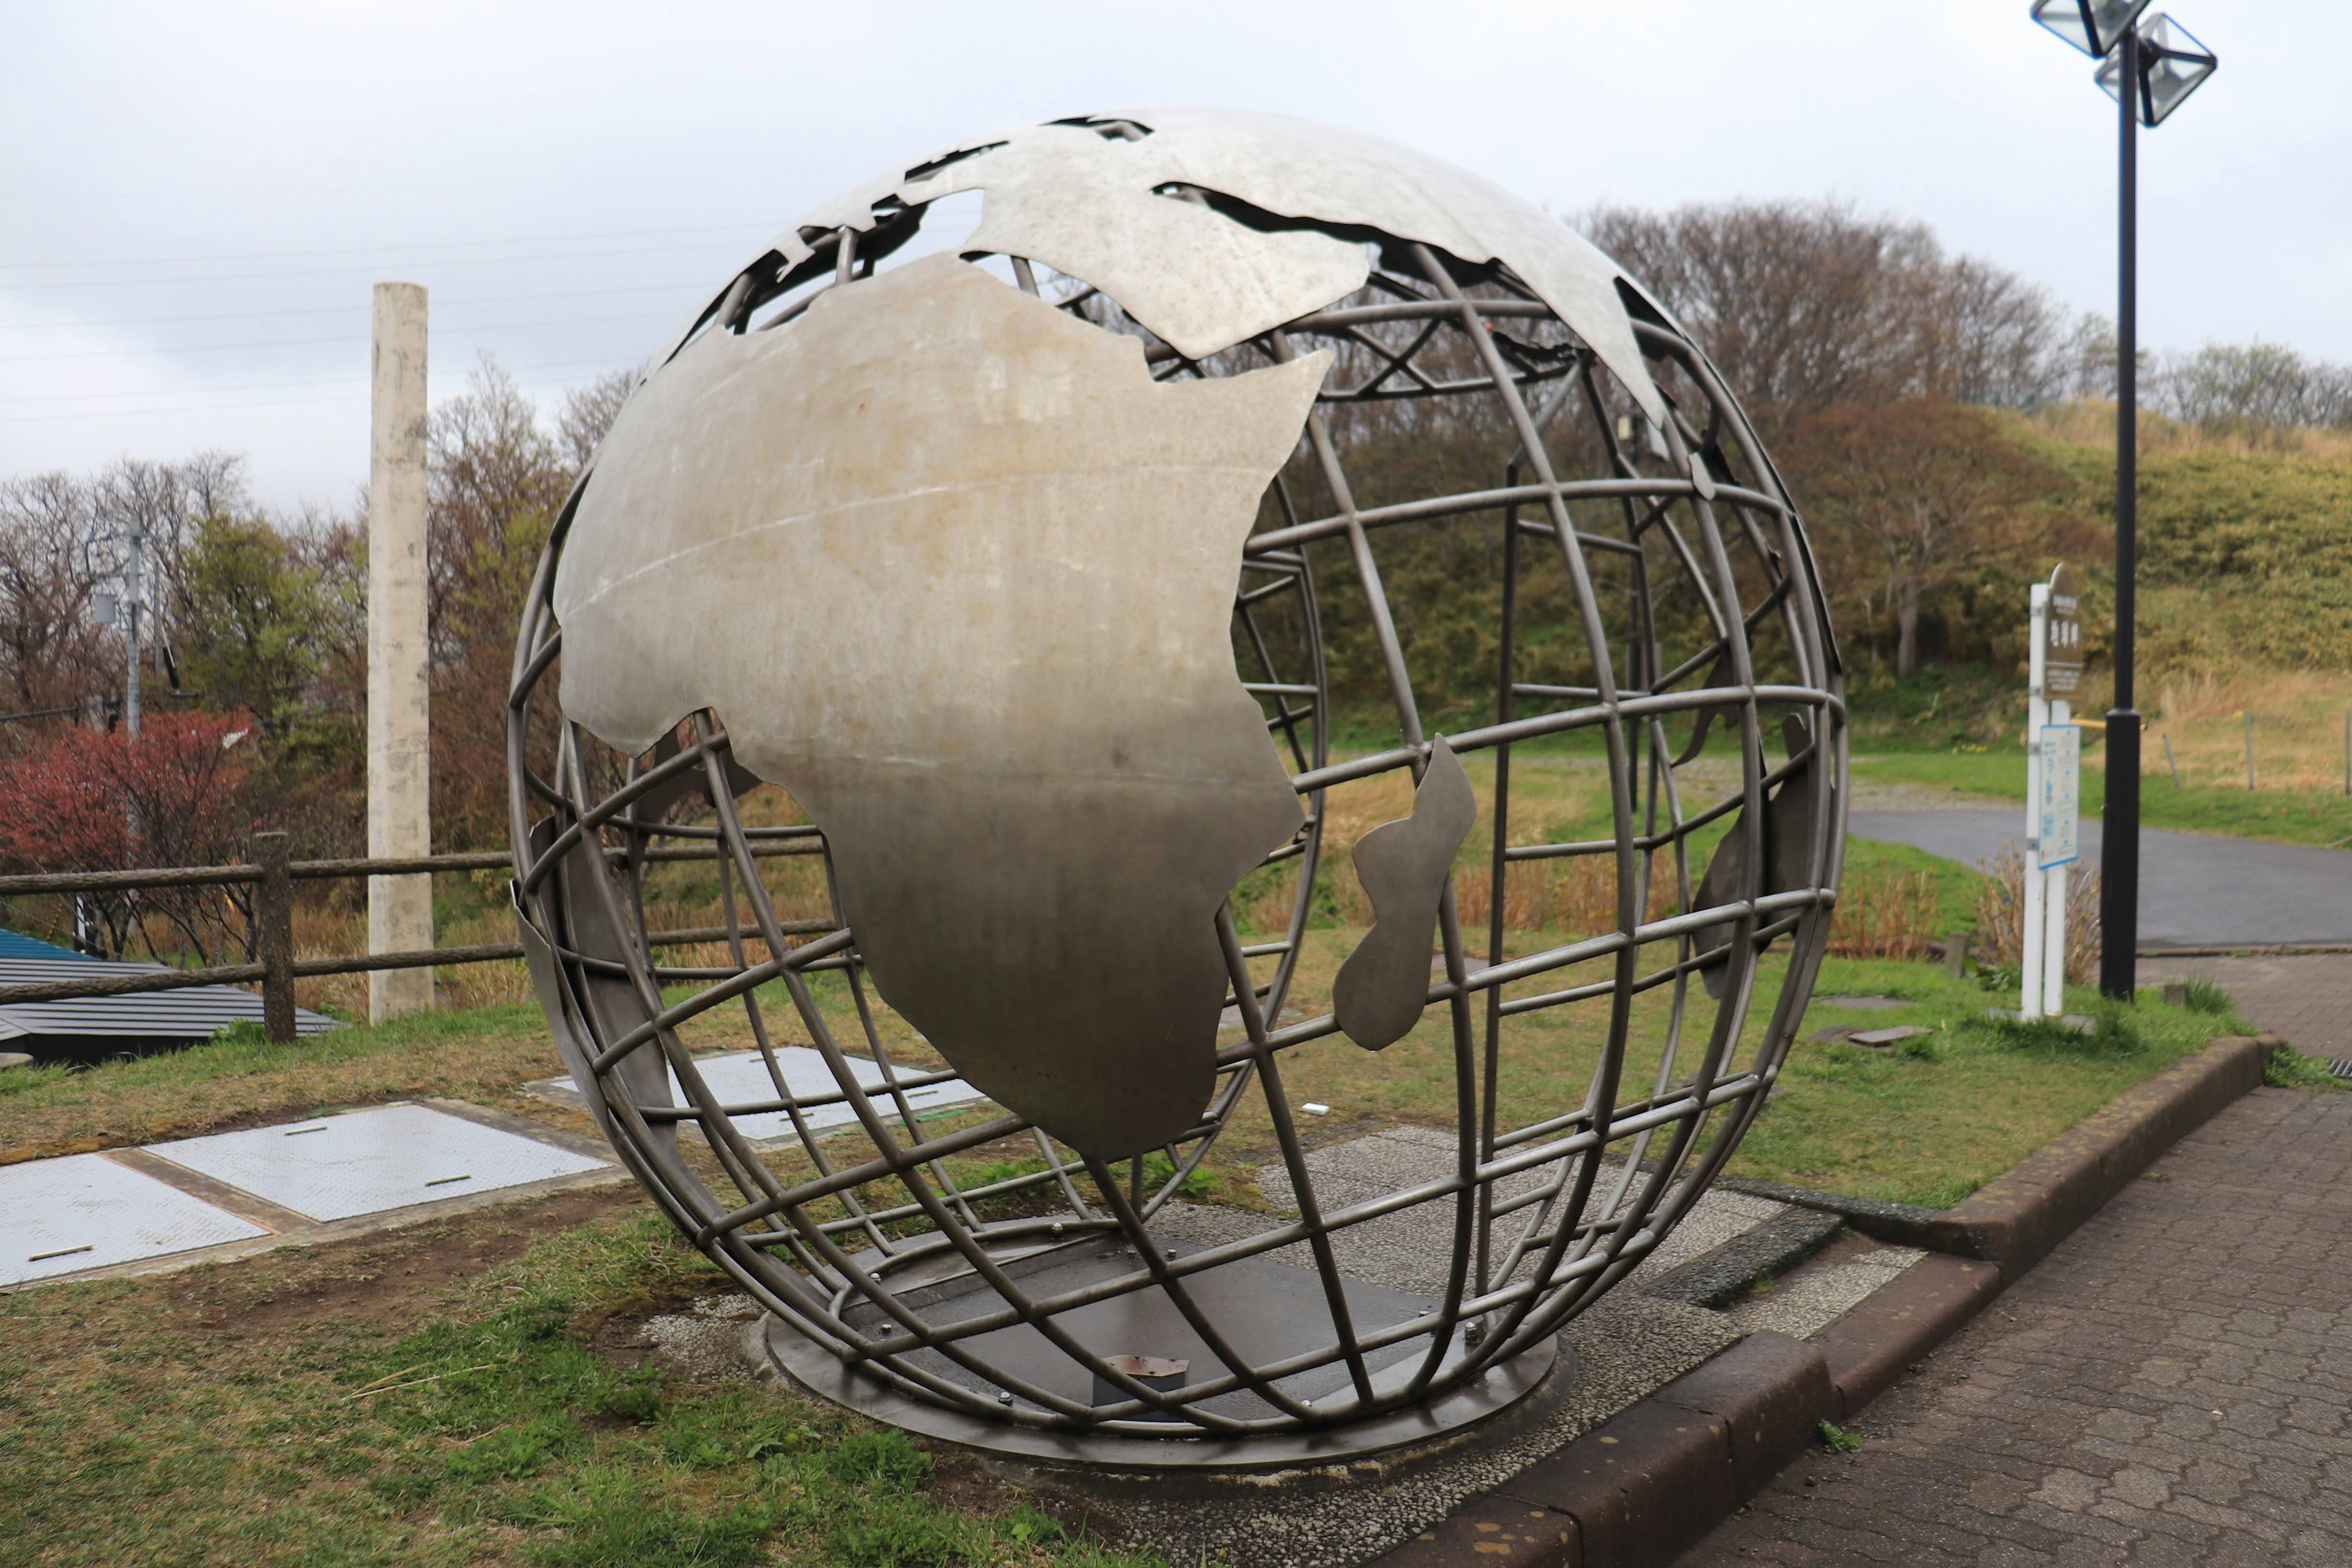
[1847,809,2352,948]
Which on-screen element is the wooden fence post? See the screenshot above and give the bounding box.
[255,831,295,1043]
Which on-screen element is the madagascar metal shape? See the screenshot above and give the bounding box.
[1333,737,1477,1050]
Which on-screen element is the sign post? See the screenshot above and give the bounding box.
[2023,564,2083,1019]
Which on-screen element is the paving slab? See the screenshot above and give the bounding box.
[1677,1085,2352,1566]
[2135,952,2352,1054]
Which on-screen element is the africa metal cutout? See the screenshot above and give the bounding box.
[554,253,1326,1156]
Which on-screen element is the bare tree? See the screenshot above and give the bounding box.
[1782,399,2068,676]
[2152,341,2352,429]
[1579,199,2074,430]
[0,470,110,722]
[557,368,638,470]
[421,356,600,844]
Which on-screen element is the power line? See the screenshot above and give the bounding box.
[0,174,750,202]
[0,281,714,333]
[3,239,763,293]
[0,222,766,273]
[0,307,680,365]
[0,357,635,424]
[0,350,643,407]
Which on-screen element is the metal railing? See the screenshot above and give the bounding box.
[0,831,820,1042]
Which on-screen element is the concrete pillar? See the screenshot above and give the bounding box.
[368,281,434,1022]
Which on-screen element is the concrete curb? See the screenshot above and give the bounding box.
[1366,1033,2276,1567]
[1926,1033,2274,1278]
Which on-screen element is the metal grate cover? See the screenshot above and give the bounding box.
[0,1153,268,1286]
[146,1103,607,1222]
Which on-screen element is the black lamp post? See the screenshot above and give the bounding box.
[2030,1,2217,1000]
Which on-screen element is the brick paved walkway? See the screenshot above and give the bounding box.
[1679,1086,2352,1567]
[2135,954,2352,1056]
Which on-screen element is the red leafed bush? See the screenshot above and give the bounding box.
[0,711,270,961]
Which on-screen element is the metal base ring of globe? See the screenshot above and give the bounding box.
[506,107,1845,1463]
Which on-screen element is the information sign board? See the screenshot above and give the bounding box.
[2045,564,2084,696]
[2038,723,2080,869]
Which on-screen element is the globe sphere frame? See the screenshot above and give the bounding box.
[507,121,1847,1460]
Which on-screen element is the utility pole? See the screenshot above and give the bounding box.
[368,281,434,1022]
[121,525,144,738]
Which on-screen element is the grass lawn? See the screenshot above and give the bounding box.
[1208,930,2255,1211]
[1731,957,2260,1206]
[0,1186,1148,1568]
[0,927,2285,1564]
[1854,750,2352,847]
[0,1005,579,1167]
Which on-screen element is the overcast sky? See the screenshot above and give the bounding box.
[1,1,2336,513]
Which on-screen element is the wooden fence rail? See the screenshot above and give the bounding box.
[0,833,815,1042]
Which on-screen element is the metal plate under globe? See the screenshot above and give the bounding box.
[147,1103,608,1223]
[0,1153,268,1286]
[761,1236,1565,1470]
[508,105,1846,1462]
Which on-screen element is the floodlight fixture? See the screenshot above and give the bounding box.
[2095,13,2218,125]
[2030,0,2153,58]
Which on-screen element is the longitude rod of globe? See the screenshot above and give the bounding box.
[1412,244,1649,1373]
[1591,353,1712,1193]
[1459,361,1613,1307]
[1678,349,1848,1014]
[1208,906,1381,1408]
[691,761,902,1260]
[1657,394,1799,1102]
[1563,396,1713,1259]
[1287,292,1482,1398]
[1152,554,1321,1216]
[557,728,800,1240]
[1642,338,1841,1219]
[1486,350,1796,1363]
[1267,292,1502,1396]
[1267,333,1427,755]
[1479,465,1521,1300]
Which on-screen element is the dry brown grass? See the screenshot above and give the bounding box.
[2137,668,2352,795]
[1972,845,2101,984]
[0,1005,576,1164]
[1826,869,1940,960]
[2021,401,2352,462]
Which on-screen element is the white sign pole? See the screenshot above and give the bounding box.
[2022,584,2049,1020]
[2035,565,2086,1019]
[2041,704,2073,1016]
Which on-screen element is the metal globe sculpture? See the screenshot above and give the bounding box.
[508,107,1845,1460]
